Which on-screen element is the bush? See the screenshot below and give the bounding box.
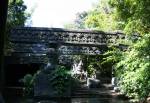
[116,34,150,101]
[48,65,71,96]
[20,74,35,97]
[102,34,150,102]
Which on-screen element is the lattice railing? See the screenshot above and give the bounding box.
[9,27,124,63]
[10,27,123,45]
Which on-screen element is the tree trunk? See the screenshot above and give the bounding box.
[0,0,9,102]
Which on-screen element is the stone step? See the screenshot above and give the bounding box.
[72,90,114,94]
[75,88,111,91]
[71,94,113,98]
[73,90,111,95]
[71,83,115,98]
[74,84,113,92]
[71,91,125,99]
[71,93,113,96]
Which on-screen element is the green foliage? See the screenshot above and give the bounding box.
[85,0,119,31]
[87,64,96,77]
[65,0,150,35]
[7,0,30,29]
[115,34,150,101]
[109,0,150,35]
[102,34,150,101]
[86,55,100,77]
[20,73,36,97]
[102,47,123,65]
[49,65,71,96]
[85,55,112,78]
[64,0,150,101]
[5,0,30,55]
[104,35,150,101]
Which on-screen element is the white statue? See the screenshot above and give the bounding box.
[71,60,87,80]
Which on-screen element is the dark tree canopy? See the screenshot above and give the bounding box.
[7,0,30,29]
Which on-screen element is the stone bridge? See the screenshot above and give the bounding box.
[8,27,127,97]
[10,27,124,64]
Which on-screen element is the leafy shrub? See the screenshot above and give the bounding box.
[116,34,150,101]
[102,34,150,102]
[20,74,36,97]
[48,65,71,96]
[86,55,113,78]
[87,64,96,77]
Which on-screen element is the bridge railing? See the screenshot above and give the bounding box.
[10,27,124,45]
[9,27,125,64]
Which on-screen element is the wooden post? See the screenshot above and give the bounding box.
[0,0,9,100]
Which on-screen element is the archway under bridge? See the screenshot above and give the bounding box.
[8,27,125,97]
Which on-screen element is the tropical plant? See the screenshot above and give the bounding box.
[49,65,71,96]
[19,74,36,97]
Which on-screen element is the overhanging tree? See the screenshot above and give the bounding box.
[109,0,150,35]
[5,0,30,55]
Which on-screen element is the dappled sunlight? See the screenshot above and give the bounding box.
[2,0,150,103]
